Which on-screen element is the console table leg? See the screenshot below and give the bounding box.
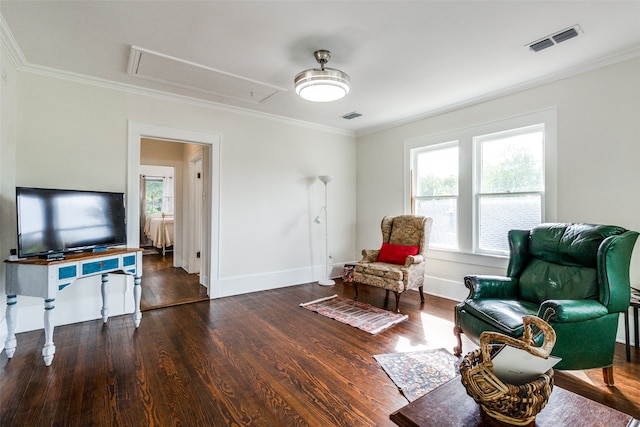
[100,273,109,323]
[133,275,142,328]
[4,295,17,358]
[42,299,56,366]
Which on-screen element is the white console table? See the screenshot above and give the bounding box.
[4,247,143,366]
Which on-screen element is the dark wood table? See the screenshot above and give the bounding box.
[390,377,639,427]
[624,297,640,361]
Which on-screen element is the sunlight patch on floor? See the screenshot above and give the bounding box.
[560,369,597,386]
[394,312,458,353]
[393,335,431,352]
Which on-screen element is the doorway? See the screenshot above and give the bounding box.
[127,122,221,308]
[139,140,207,309]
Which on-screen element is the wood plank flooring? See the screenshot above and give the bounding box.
[1,279,639,426]
[140,252,208,310]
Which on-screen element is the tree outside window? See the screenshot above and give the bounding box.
[145,179,164,215]
[413,143,458,248]
[476,124,544,254]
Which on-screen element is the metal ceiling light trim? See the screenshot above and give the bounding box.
[294,50,350,102]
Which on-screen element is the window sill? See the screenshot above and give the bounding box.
[427,248,509,269]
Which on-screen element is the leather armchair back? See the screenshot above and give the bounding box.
[506,223,637,310]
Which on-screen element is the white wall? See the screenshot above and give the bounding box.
[0,43,18,350]
[356,56,640,341]
[6,71,356,333]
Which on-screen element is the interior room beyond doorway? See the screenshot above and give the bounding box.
[139,137,210,309]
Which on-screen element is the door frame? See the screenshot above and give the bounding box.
[127,121,221,297]
[187,153,203,275]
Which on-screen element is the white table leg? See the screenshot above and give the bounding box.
[4,295,17,358]
[42,298,56,366]
[133,275,142,328]
[100,273,109,323]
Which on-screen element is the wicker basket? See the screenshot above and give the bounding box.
[459,316,556,426]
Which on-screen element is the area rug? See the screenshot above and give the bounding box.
[299,294,408,334]
[374,348,461,402]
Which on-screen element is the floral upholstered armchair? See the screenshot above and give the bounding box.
[353,215,433,312]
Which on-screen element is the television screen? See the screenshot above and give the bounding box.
[16,187,127,258]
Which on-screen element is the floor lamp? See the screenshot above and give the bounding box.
[315,175,335,286]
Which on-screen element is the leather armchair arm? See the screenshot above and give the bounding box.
[404,254,424,266]
[537,299,609,323]
[598,230,639,313]
[361,249,379,263]
[463,275,519,299]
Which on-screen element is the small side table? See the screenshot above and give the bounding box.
[624,297,640,362]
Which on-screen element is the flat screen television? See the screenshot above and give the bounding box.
[16,187,127,259]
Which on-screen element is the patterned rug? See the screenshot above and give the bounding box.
[374,348,461,402]
[299,294,408,334]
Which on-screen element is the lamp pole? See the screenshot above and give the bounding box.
[318,175,335,286]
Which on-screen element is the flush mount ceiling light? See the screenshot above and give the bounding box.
[294,50,350,102]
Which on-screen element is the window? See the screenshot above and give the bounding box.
[406,109,556,260]
[145,178,164,215]
[475,125,544,254]
[413,142,459,248]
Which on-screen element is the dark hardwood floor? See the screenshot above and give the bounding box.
[1,279,639,426]
[140,252,208,310]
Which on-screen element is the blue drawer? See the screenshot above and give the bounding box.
[82,257,120,275]
[58,265,77,280]
[123,255,136,267]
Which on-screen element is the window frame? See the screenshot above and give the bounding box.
[411,140,459,250]
[404,108,557,267]
[473,123,546,256]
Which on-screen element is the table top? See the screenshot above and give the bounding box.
[5,247,142,265]
[390,377,638,427]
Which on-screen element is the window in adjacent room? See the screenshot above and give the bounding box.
[145,177,165,215]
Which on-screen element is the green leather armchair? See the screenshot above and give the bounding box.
[453,223,638,385]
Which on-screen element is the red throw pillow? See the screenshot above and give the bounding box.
[377,243,420,264]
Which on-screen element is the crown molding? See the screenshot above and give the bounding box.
[356,45,640,137]
[0,15,354,138]
[27,63,355,137]
[3,12,638,140]
[0,14,26,69]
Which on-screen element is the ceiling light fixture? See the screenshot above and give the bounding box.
[294,50,350,102]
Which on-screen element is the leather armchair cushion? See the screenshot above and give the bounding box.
[519,259,599,304]
[463,299,540,335]
[529,223,626,267]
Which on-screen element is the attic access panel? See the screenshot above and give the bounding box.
[128,46,286,104]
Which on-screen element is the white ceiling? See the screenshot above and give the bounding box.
[2,1,640,135]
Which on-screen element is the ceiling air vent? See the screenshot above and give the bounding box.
[530,38,554,52]
[341,111,362,120]
[527,25,582,52]
[552,27,579,44]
